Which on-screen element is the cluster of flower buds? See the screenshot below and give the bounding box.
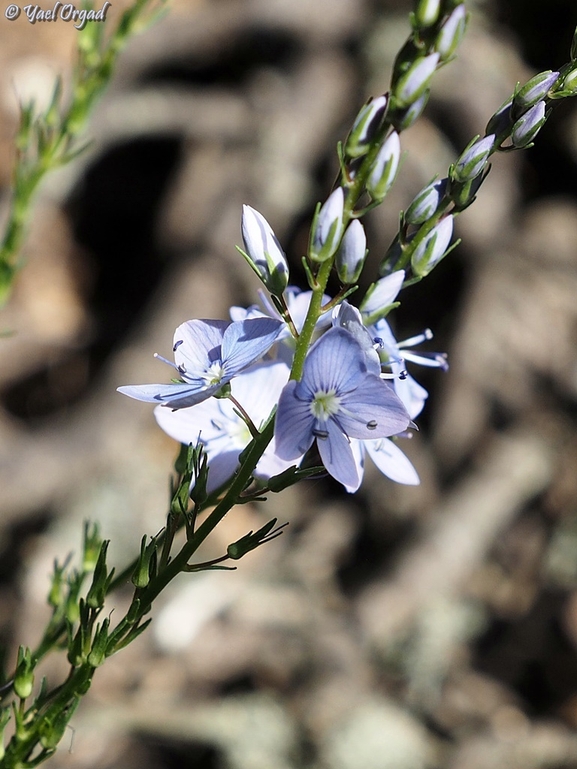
[378,23,577,282]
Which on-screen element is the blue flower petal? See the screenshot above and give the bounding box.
[317,421,360,490]
[173,320,229,373]
[117,382,214,407]
[339,377,410,439]
[302,327,368,396]
[275,380,316,459]
[365,438,420,485]
[221,318,283,374]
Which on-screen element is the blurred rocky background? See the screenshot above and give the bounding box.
[1,0,577,767]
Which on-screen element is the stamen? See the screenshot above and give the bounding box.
[367,420,378,430]
[399,369,408,380]
[372,336,384,350]
[398,328,433,348]
[154,353,179,371]
[173,339,184,351]
[313,428,329,440]
[403,350,448,370]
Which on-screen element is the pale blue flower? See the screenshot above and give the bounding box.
[155,361,295,493]
[275,327,411,489]
[118,317,283,409]
[331,301,420,490]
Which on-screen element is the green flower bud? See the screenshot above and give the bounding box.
[366,131,401,202]
[451,134,494,183]
[394,53,440,108]
[411,216,454,276]
[310,188,345,262]
[513,71,559,117]
[511,101,547,148]
[393,91,429,131]
[413,0,441,28]
[14,646,34,700]
[435,5,467,62]
[405,178,447,224]
[240,205,289,297]
[336,220,367,284]
[345,94,388,158]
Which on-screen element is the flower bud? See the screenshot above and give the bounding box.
[448,171,486,210]
[14,646,34,700]
[241,205,289,296]
[345,94,388,158]
[413,0,441,28]
[336,220,367,284]
[394,53,440,108]
[405,178,447,224]
[486,97,513,139]
[411,216,454,276]
[452,134,494,183]
[510,100,547,148]
[310,188,345,262]
[87,619,110,668]
[366,131,401,202]
[379,234,404,276]
[557,66,577,96]
[360,270,405,324]
[393,91,429,131]
[435,5,467,61]
[85,540,112,609]
[513,71,559,116]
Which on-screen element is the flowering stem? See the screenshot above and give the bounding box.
[133,416,276,611]
[290,258,334,380]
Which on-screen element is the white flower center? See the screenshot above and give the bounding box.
[203,361,225,386]
[310,390,341,422]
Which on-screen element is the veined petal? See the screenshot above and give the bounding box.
[275,381,315,459]
[221,318,283,374]
[117,382,214,407]
[339,377,410,439]
[303,327,369,396]
[173,319,229,374]
[317,421,360,490]
[365,438,420,485]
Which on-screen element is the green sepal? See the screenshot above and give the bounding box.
[86,540,115,609]
[227,519,288,560]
